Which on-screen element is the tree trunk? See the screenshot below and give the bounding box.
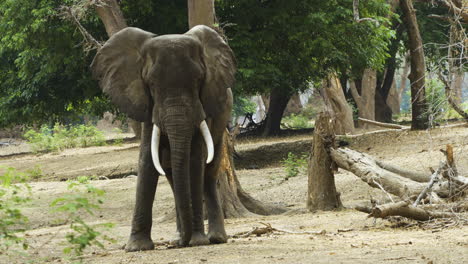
[188,0,215,28]
[450,72,464,106]
[307,112,342,211]
[375,22,405,122]
[401,0,429,130]
[262,87,291,136]
[92,0,143,139]
[350,69,376,128]
[385,80,400,114]
[284,93,303,116]
[218,132,287,217]
[94,0,127,36]
[387,52,410,114]
[321,73,355,134]
[188,0,286,217]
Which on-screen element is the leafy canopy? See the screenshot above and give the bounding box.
[216,0,394,98]
[0,0,187,127]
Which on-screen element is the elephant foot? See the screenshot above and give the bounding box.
[189,232,210,246]
[208,230,228,244]
[125,236,154,252]
[169,232,191,247]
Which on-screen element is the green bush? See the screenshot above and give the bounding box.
[281,152,308,180]
[444,101,468,119]
[0,167,31,255]
[425,78,448,123]
[281,114,313,129]
[25,165,43,180]
[50,176,115,261]
[24,124,106,153]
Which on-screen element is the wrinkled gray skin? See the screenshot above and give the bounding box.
[91,25,235,252]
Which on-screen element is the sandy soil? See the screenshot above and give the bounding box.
[1,124,467,264]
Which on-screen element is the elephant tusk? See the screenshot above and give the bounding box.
[200,120,214,164]
[151,124,166,175]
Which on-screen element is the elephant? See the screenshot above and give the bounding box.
[91,25,236,251]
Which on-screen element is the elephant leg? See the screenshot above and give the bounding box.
[204,140,227,244]
[165,173,182,244]
[189,135,210,246]
[126,122,159,252]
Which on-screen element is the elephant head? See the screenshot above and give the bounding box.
[91,25,235,247]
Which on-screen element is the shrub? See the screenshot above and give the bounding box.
[50,176,115,261]
[281,152,308,180]
[24,124,106,153]
[281,114,313,129]
[0,167,31,255]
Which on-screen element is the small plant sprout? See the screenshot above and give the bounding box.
[281,152,308,180]
[50,176,115,261]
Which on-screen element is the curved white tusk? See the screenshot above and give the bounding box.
[200,120,214,164]
[151,124,166,175]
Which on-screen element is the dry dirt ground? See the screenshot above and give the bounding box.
[0,124,467,264]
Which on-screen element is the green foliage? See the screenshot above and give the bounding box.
[281,114,313,129]
[425,78,447,123]
[24,124,106,153]
[217,0,394,98]
[347,98,359,121]
[25,165,43,180]
[281,152,308,180]
[232,96,257,120]
[0,167,31,255]
[0,0,188,127]
[0,0,113,127]
[50,176,115,260]
[445,102,468,119]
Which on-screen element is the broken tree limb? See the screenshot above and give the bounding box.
[330,148,426,198]
[369,201,455,221]
[357,118,409,129]
[413,162,445,206]
[375,160,430,183]
[330,147,462,200]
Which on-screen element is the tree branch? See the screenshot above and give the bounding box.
[59,6,102,51]
[353,0,380,24]
[438,73,468,122]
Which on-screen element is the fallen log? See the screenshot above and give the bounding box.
[369,201,455,221]
[330,148,459,199]
[331,148,426,198]
[375,160,430,183]
[357,117,409,129]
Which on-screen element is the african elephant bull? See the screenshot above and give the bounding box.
[91,25,235,251]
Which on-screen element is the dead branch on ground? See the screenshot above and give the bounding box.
[357,118,409,129]
[331,144,467,222]
[232,222,326,238]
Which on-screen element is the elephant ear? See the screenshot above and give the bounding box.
[186,25,236,117]
[91,27,155,122]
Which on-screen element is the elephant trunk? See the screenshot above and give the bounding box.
[165,118,193,246]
